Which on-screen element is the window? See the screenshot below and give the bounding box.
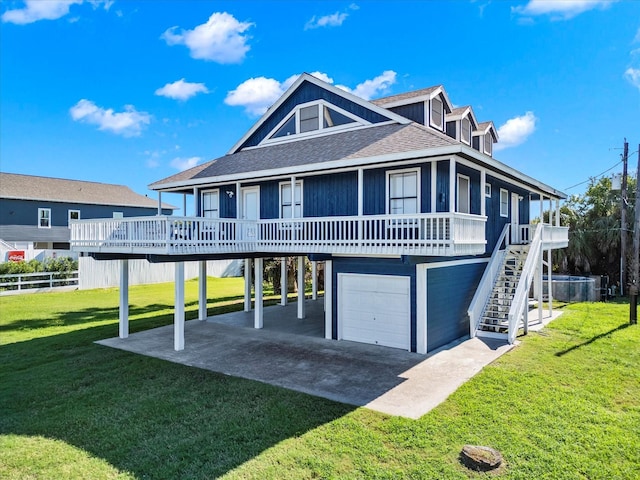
[68,209,80,227]
[38,208,51,228]
[272,114,296,138]
[299,105,319,133]
[457,174,470,214]
[484,133,492,155]
[485,183,492,198]
[500,189,509,217]
[201,190,220,218]
[280,181,302,218]
[430,97,443,129]
[323,106,355,128]
[388,170,418,214]
[461,118,471,144]
[269,102,358,141]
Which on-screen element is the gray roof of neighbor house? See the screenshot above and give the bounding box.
[0,172,176,209]
[150,123,458,189]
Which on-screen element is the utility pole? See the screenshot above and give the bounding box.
[630,144,639,325]
[621,139,628,296]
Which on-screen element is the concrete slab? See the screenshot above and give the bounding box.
[96,302,562,419]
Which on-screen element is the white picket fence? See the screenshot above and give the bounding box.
[0,271,79,293]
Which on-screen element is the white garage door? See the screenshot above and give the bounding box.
[338,273,411,350]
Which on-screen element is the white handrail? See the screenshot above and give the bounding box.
[468,223,510,337]
[507,223,543,344]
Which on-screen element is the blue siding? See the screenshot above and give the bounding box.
[363,168,386,215]
[240,80,393,149]
[389,103,424,124]
[421,166,432,213]
[0,198,168,227]
[257,181,279,219]
[456,164,481,215]
[426,262,486,351]
[219,184,237,218]
[331,257,418,352]
[436,160,450,212]
[485,175,531,252]
[304,172,357,217]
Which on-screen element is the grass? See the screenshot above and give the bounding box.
[1,282,639,479]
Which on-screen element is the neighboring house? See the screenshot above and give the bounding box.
[71,74,568,354]
[0,172,175,252]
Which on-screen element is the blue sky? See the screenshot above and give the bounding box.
[1,0,639,211]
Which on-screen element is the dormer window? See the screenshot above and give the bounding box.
[267,101,361,142]
[430,97,444,129]
[484,133,492,155]
[461,118,471,144]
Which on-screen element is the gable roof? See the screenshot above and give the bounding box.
[446,106,479,128]
[474,121,499,141]
[0,172,176,209]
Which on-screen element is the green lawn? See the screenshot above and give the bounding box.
[1,280,638,479]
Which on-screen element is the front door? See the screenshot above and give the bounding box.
[241,187,260,240]
[510,193,520,244]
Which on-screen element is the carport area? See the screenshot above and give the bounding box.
[96,300,524,419]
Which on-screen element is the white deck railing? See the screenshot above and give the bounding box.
[71,213,487,257]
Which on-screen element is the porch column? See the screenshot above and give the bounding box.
[157,192,162,215]
[547,249,553,317]
[244,258,252,312]
[555,199,561,227]
[174,262,185,351]
[480,169,486,217]
[538,252,544,323]
[119,259,129,339]
[297,256,306,319]
[193,187,199,215]
[416,264,427,354]
[312,260,318,300]
[324,260,333,340]
[198,260,207,321]
[254,258,263,329]
[182,194,187,217]
[548,197,553,226]
[540,194,544,224]
[449,158,456,213]
[357,168,364,216]
[430,162,437,212]
[280,257,288,306]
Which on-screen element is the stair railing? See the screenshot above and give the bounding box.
[507,223,543,344]
[468,224,511,337]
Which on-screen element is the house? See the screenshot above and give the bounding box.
[70,74,568,354]
[0,172,175,256]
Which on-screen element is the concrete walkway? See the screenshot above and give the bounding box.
[96,303,562,419]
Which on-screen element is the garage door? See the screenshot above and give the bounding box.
[338,273,411,350]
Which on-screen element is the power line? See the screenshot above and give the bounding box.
[564,159,623,191]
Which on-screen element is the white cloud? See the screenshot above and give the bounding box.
[512,0,617,20]
[494,111,537,151]
[70,99,151,137]
[170,156,201,171]
[305,11,348,30]
[155,79,209,101]
[225,70,396,116]
[2,0,111,25]
[161,12,253,64]
[624,68,640,90]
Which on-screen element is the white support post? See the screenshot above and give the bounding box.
[480,169,486,217]
[312,261,318,300]
[547,249,553,317]
[540,195,544,224]
[119,259,129,339]
[193,187,199,216]
[280,257,288,306]
[548,197,553,226]
[157,192,162,215]
[244,258,252,312]
[297,256,306,319]
[182,194,187,217]
[357,168,364,216]
[174,262,185,351]
[538,252,544,323]
[431,162,437,213]
[198,260,207,321]
[416,265,427,354]
[555,199,560,227]
[254,258,263,329]
[449,158,456,213]
[324,260,333,339]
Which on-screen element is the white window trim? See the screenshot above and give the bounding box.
[201,189,221,218]
[262,100,369,146]
[457,174,471,214]
[485,183,492,198]
[385,167,421,215]
[429,97,444,130]
[38,208,51,229]
[278,180,303,219]
[68,209,80,228]
[500,188,509,217]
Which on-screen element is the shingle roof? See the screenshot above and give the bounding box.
[150,123,458,189]
[371,85,442,106]
[0,172,176,209]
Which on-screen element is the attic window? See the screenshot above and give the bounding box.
[300,105,319,133]
[272,114,296,138]
[461,118,471,144]
[430,97,443,129]
[323,106,354,128]
[484,133,492,155]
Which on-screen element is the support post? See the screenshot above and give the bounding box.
[297,256,306,319]
[157,192,162,215]
[198,260,207,321]
[119,259,129,339]
[547,249,553,317]
[280,257,288,306]
[244,258,252,312]
[324,260,333,339]
[431,162,437,212]
[174,262,185,351]
[449,158,456,213]
[538,250,544,323]
[254,258,263,329]
[312,260,318,300]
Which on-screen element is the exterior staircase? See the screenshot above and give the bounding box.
[477,244,530,335]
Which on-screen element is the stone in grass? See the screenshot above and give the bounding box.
[460,445,503,472]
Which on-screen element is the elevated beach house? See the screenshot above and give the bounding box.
[71,74,568,354]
